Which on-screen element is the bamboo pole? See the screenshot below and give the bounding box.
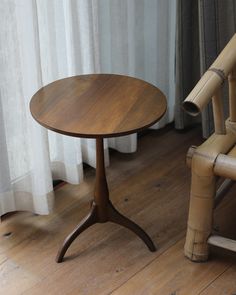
[184,128,236,261]
[186,145,197,168]
[184,169,216,261]
[214,153,236,180]
[214,179,235,208]
[183,34,236,261]
[185,145,234,208]
[214,141,236,179]
[183,34,236,116]
[229,68,236,122]
[208,235,236,252]
[212,88,226,134]
[226,119,236,138]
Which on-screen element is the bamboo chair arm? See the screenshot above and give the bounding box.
[182,34,236,117]
[214,153,236,180]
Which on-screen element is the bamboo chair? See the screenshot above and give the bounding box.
[182,33,236,262]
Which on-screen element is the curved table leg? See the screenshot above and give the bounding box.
[107,202,156,252]
[56,138,156,263]
[56,203,97,263]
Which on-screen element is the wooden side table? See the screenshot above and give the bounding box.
[30,74,167,263]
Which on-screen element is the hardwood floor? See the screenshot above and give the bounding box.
[1,125,236,295]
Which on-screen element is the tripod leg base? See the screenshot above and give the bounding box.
[56,203,97,263]
[107,202,156,252]
[56,201,156,263]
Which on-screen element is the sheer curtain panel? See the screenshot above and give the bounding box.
[0,0,176,217]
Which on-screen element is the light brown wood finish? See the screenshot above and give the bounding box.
[1,127,236,295]
[182,34,236,261]
[200,265,236,295]
[183,33,236,116]
[229,68,236,122]
[30,74,167,138]
[212,88,226,134]
[111,240,234,295]
[208,235,236,252]
[30,74,166,262]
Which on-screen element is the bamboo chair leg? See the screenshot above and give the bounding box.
[184,170,216,262]
[212,88,226,134]
[229,68,236,122]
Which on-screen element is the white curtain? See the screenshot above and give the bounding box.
[0,0,176,217]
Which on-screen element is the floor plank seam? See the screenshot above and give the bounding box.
[3,127,227,295]
[0,257,8,266]
[108,233,185,295]
[0,238,29,257]
[197,263,233,294]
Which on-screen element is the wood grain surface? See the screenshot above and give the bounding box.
[1,126,236,294]
[30,74,167,138]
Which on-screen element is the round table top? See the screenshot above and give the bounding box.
[30,74,167,138]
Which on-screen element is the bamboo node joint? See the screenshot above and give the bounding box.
[208,68,226,84]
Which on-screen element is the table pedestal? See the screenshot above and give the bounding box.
[56,138,156,263]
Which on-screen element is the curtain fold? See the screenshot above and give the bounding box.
[175,0,200,130]
[198,0,236,137]
[0,0,176,217]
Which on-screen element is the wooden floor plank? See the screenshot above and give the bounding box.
[0,253,8,265]
[0,258,40,295]
[199,265,236,295]
[111,239,235,295]
[6,146,191,294]
[2,126,235,295]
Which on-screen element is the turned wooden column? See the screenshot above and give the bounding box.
[94,138,109,222]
